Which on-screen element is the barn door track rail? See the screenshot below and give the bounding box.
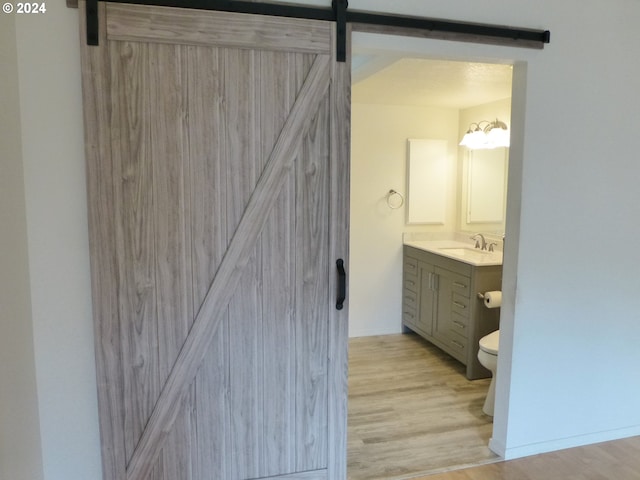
[80,0,550,59]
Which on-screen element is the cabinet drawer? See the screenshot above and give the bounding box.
[451,293,470,318]
[446,335,468,364]
[404,275,418,293]
[449,273,471,297]
[449,312,468,338]
[403,308,417,326]
[435,311,468,346]
[403,290,417,310]
[404,256,418,275]
[403,288,418,325]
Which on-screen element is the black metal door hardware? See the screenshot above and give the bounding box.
[336,258,346,311]
[83,0,550,60]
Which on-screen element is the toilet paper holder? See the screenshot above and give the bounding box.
[477,292,500,299]
[478,291,502,309]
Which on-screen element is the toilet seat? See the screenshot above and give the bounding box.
[479,330,500,355]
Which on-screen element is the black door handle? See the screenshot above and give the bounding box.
[336,259,346,310]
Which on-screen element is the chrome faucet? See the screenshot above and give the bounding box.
[471,233,487,250]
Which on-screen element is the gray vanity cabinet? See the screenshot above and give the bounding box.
[402,245,502,380]
[402,255,436,336]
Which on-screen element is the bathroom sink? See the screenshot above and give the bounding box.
[436,246,502,264]
[439,247,491,256]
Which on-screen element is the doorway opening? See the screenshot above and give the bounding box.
[347,36,518,479]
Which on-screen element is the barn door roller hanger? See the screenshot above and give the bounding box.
[84,0,550,60]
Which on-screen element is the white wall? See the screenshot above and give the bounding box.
[0,14,44,480]
[350,103,459,337]
[494,3,640,456]
[5,1,640,478]
[10,3,103,480]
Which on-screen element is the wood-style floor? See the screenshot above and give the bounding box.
[347,333,498,480]
[413,435,640,479]
[348,333,640,480]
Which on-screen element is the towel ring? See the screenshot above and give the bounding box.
[387,189,404,209]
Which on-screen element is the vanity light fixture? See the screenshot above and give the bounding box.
[459,119,510,150]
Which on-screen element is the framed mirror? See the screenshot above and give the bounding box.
[463,147,508,227]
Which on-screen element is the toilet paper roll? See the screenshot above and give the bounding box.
[484,291,502,309]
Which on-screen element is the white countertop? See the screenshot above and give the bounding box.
[404,239,503,267]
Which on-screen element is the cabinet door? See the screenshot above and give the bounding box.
[417,262,437,336]
[434,267,470,363]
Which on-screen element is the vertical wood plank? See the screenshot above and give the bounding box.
[296,53,331,472]
[229,255,263,479]
[327,23,352,480]
[109,39,161,465]
[223,47,264,480]
[79,3,127,479]
[259,49,298,477]
[148,42,194,480]
[187,45,231,480]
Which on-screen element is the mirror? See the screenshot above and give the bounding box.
[461,147,508,232]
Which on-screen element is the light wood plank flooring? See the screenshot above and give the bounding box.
[348,333,498,480]
[413,435,640,479]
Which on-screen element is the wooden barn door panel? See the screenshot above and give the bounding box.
[80,3,350,480]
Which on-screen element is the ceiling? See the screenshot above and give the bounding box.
[352,56,513,110]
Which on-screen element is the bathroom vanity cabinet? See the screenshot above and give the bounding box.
[402,245,502,380]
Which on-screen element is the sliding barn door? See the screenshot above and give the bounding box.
[79,3,350,479]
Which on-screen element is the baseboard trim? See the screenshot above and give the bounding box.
[497,425,640,460]
[348,327,403,338]
[488,436,506,457]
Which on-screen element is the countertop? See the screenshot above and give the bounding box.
[404,239,503,267]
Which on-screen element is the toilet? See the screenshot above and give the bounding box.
[477,330,500,416]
